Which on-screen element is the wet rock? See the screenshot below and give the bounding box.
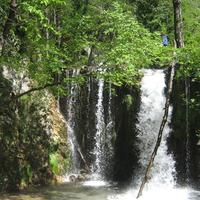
[69,174,77,182]
[68,172,90,182]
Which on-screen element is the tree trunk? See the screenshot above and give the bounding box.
[173,0,184,48]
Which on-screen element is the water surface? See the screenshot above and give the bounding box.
[1,183,200,200]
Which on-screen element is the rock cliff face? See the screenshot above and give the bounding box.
[0,67,71,192]
[59,77,140,184]
[169,78,200,188]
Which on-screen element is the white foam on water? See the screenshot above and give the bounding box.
[83,180,108,187]
[108,187,189,200]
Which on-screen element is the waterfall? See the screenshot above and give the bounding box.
[103,83,114,178]
[109,69,185,200]
[185,78,190,184]
[135,69,176,189]
[106,83,114,150]
[66,70,80,173]
[107,83,114,135]
[84,79,115,186]
[92,79,105,177]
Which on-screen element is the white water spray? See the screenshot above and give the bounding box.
[67,70,80,173]
[108,69,190,200]
[106,83,114,155]
[135,69,176,189]
[84,80,114,187]
[92,79,105,177]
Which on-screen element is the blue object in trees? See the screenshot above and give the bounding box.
[162,34,169,46]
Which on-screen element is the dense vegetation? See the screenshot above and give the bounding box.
[0,0,174,89]
[0,0,200,192]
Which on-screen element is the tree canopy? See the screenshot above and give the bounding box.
[0,0,199,93]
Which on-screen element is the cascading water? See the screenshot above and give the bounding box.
[109,69,188,200]
[185,78,190,184]
[105,83,114,156]
[107,83,113,131]
[64,73,114,186]
[101,82,114,178]
[135,69,176,189]
[92,79,105,177]
[84,79,115,187]
[83,78,107,187]
[66,70,80,173]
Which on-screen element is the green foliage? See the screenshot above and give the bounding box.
[49,144,72,175]
[182,0,200,46]
[81,2,174,86]
[99,2,161,66]
[49,153,60,174]
[132,0,173,33]
[0,0,174,89]
[20,164,33,188]
[123,94,134,110]
[175,0,200,80]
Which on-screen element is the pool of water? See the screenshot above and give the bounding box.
[0,182,115,200]
[1,182,200,200]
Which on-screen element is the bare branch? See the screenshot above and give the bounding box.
[14,81,62,99]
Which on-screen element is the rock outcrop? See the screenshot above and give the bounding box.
[0,67,71,192]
